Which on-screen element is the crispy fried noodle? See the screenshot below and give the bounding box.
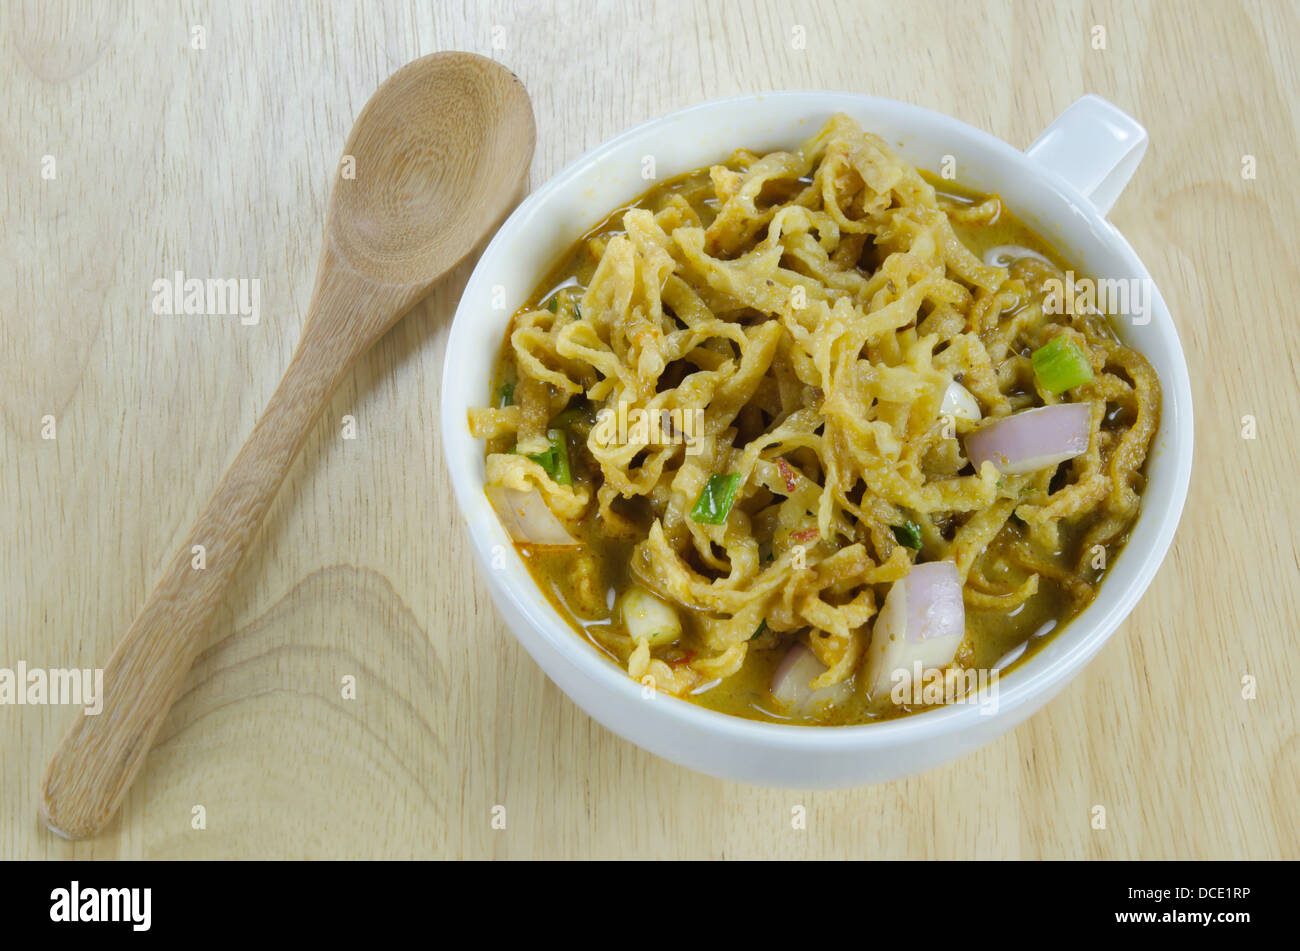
[470,114,1160,723]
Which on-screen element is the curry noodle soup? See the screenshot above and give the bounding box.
[469,114,1160,726]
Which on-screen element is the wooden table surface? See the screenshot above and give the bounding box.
[3,0,1297,860]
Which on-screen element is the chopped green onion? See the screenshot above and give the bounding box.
[573,300,582,320]
[545,295,559,313]
[750,619,768,640]
[690,472,742,525]
[526,429,571,485]
[890,520,923,549]
[497,381,515,408]
[1031,337,1093,395]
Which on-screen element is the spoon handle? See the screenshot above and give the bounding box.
[39,262,404,839]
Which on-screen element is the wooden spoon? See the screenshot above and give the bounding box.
[39,51,535,839]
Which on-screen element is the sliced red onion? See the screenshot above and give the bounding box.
[963,403,1090,476]
[485,484,579,548]
[940,380,981,422]
[771,643,852,714]
[861,561,965,698]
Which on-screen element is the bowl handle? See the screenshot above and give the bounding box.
[1025,95,1148,217]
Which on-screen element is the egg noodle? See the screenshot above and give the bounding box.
[470,114,1159,705]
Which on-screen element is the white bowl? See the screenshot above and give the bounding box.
[440,92,1194,787]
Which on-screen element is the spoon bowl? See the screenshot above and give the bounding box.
[331,52,534,285]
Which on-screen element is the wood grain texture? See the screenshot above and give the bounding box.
[2,0,1297,859]
[36,49,534,841]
